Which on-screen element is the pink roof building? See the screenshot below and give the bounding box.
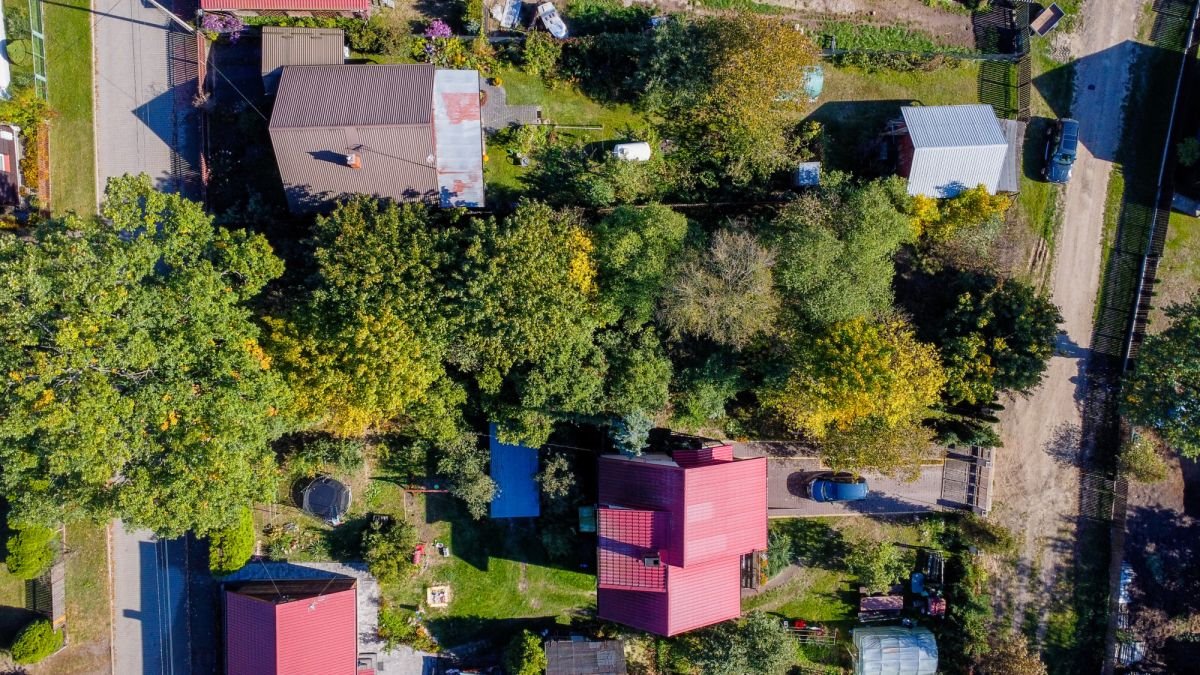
[225,578,359,675]
[596,445,767,636]
[199,0,369,15]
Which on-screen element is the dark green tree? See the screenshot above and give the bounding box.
[772,174,912,328]
[363,518,419,585]
[0,174,290,536]
[266,196,462,439]
[435,433,497,519]
[931,273,1061,405]
[593,205,689,324]
[679,611,795,675]
[1125,299,1200,457]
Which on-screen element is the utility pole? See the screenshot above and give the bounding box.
[144,0,196,34]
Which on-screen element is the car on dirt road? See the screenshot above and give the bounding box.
[806,472,869,502]
[1043,118,1080,184]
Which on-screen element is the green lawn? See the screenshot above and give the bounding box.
[44,0,96,215]
[806,61,982,172]
[485,67,647,204]
[1014,43,1075,256]
[386,493,595,649]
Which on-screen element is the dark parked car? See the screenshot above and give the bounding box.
[806,472,869,502]
[1044,118,1079,184]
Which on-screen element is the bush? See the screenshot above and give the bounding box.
[5,524,55,580]
[9,619,63,664]
[1178,137,1200,168]
[504,629,547,675]
[956,513,1016,555]
[766,528,793,578]
[287,436,365,478]
[378,606,438,651]
[459,0,483,34]
[845,540,910,593]
[362,519,418,585]
[522,31,563,78]
[209,507,256,576]
[672,356,742,430]
[1120,432,1169,483]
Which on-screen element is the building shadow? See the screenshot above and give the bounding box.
[803,99,914,176]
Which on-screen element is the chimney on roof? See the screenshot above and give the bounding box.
[346,152,362,170]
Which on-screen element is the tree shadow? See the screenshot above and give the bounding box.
[803,99,914,177]
[424,614,564,661]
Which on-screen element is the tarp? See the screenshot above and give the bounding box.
[489,424,541,518]
[853,626,938,675]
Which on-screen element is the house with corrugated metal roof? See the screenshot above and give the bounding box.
[268,63,485,213]
[596,441,767,636]
[897,104,1024,198]
[225,577,359,675]
[261,26,344,97]
[200,0,368,17]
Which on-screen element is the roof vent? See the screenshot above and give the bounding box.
[642,555,661,568]
[346,153,362,170]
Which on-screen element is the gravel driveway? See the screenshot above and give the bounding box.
[991,0,1147,634]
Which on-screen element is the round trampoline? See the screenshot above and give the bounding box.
[301,475,352,525]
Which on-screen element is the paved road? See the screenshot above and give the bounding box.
[752,455,945,517]
[992,0,1146,630]
[92,0,199,200]
[111,520,190,675]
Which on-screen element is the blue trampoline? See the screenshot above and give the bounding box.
[488,424,541,518]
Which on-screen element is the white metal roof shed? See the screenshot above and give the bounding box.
[901,104,1008,198]
[853,626,938,675]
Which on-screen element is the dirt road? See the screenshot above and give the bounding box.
[991,0,1146,631]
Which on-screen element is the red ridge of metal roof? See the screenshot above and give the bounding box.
[226,586,358,675]
[201,0,370,10]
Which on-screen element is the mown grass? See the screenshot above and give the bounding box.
[484,66,647,203]
[44,0,96,215]
[385,493,595,649]
[804,61,982,172]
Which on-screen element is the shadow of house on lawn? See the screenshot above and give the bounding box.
[426,614,566,662]
[804,99,914,177]
[424,494,595,576]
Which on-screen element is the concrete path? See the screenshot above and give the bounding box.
[92,0,199,201]
[110,520,190,675]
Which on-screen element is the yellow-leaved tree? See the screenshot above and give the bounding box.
[909,184,1010,242]
[762,317,946,438]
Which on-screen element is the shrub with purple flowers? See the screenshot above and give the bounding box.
[201,13,245,43]
[424,19,453,39]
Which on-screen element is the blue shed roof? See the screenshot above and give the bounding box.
[489,424,541,518]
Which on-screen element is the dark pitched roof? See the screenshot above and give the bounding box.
[270,64,435,129]
[262,27,344,97]
[545,638,627,675]
[269,64,440,212]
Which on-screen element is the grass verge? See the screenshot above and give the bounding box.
[44,0,97,215]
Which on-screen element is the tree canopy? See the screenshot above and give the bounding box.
[773,175,912,327]
[678,612,795,675]
[762,317,946,438]
[593,205,689,324]
[1125,299,1200,457]
[0,175,290,536]
[266,197,462,439]
[659,229,779,348]
[646,14,820,188]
